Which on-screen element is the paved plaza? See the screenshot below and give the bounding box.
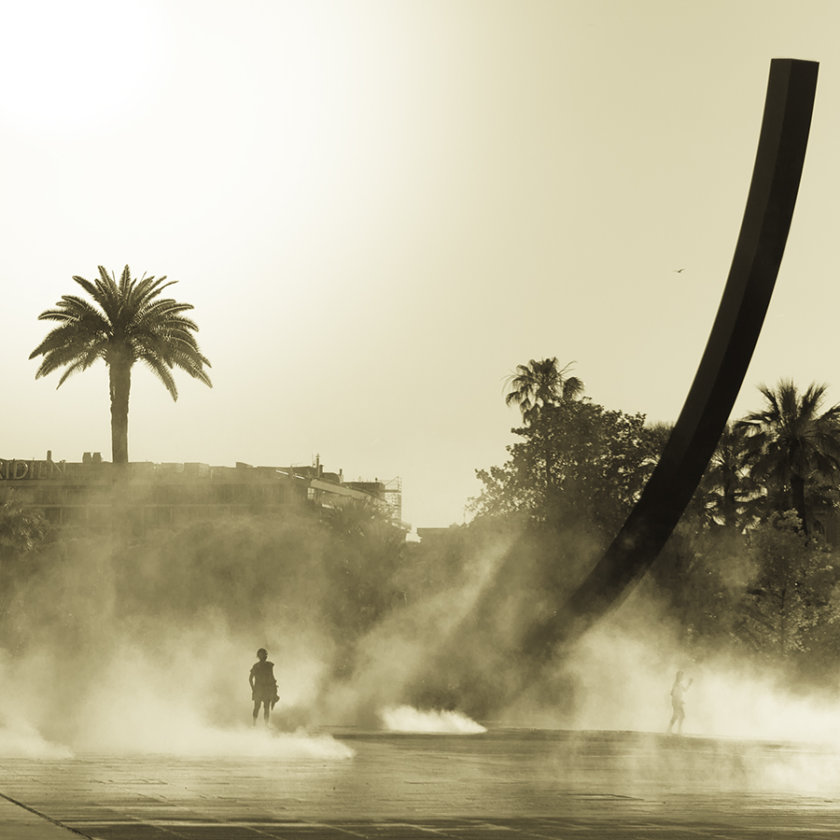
[2,729,840,839]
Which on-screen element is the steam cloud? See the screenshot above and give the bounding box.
[2,498,840,778]
[380,706,487,734]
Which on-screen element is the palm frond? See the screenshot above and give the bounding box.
[72,275,104,304]
[56,346,104,387]
[504,357,583,421]
[141,356,179,400]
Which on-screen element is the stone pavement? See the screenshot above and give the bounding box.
[0,794,81,839]
[3,729,840,839]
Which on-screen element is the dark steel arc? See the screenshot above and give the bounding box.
[529,58,819,654]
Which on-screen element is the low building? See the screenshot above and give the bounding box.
[0,453,404,534]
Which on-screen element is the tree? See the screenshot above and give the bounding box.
[0,497,47,559]
[647,523,751,653]
[504,358,585,499]
[504,358,583,424]
[735,511,840,658]
[688,423,761,531]
[472,397,659,538]
[0,497,49,636]
[30,266,212,464]
[736,381,840,534]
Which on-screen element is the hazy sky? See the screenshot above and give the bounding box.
[2,0,840,528]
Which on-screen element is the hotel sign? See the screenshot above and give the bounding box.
[0,459,66,480]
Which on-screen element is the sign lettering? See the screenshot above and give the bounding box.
[0,459,66,480]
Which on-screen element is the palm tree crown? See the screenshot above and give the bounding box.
[30,265,212,464]
[736,380,840,534]
[504,358,583,423]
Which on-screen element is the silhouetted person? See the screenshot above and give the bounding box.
[667,670,693,734]
[249,647,278,726]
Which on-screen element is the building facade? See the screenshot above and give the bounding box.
[0,454,403,534]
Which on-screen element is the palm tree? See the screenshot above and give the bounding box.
[736,380,840,534]
[503,358,583,505]
[30,265,212,464]
[694,423,760,530]
[504,358,583,424]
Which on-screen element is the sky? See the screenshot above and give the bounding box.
[2,0,840,529]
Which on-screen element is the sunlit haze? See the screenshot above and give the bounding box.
[3,1,840,528]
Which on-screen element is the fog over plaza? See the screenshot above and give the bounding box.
[4,501,840,763]
[2,2,840,529]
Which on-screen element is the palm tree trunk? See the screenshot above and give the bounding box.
[543,438,552,498]
[779,584,788,655]
[109,359,131,464]
[791,474,808,534]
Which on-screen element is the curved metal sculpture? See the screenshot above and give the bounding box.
[527,58,819,656]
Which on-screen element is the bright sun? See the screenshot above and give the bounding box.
[0,0,163,132]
